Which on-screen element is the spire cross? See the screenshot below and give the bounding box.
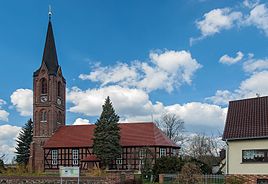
[48,5,52,21]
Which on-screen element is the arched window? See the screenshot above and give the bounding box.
[40,110,47,122]
[57,81,61,97]
[57,111,61,124]
[41,78,48,94]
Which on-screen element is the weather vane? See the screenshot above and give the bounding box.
[48,5,52,20]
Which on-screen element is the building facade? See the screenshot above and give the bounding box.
[223,96,268,183]
[29,19,66,172]
[29,17,179,172]
[43,123,179,171]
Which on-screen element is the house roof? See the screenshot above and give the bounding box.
[43,122,179,148]
[223,96,268,141]
[34,20,59,76]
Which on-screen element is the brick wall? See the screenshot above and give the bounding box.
[0,171,134,184]
[226,174,268,184]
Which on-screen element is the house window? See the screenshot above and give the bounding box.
[160,148,166,157]
[242,150,267,163]
[72,149,79,165]
[51,150,58,165]
[139,149,145,165]
[116,154,122,165]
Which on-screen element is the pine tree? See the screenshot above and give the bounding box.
[92,96,121,169]
[15,119,33,165]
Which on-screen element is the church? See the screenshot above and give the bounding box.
[29,16,179,172]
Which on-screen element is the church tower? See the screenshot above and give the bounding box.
[29,14,66,172]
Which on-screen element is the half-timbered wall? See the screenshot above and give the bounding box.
[44,146,179,170]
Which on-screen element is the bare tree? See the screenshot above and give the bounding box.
[155,112,185,144]
[187,133,224,158]
[185,133,226,173]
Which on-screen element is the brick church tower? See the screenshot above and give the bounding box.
[29,16,66,172]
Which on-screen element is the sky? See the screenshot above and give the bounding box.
[1,0,268,162]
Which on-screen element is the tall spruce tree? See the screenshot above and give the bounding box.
[15,119,33,165]
[92,96,121,169]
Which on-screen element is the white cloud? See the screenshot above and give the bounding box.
[195,8,242,37]
[0,99,9,122]
[79,50,201,93]
[67,85,226,129]
[10,89,33,116]
[243,0,260,8]
[207,71,268,105]
[191,2,268,44]
[165,102,227,128]
[67,85,155,117]
[73,118,91,125]
[243,58,268,73]
[219,51,244,65]
[245,3,268,36]
[0,124,21,163]
[79,62,138,87]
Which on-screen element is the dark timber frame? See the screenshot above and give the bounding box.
[44,146,179,170]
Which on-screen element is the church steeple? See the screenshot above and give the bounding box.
[30,9,66,172]
[34,19,59,76]
[41,20,59,75]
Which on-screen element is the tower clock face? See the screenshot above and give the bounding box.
[57,98,62,105]
[40,96,48,102]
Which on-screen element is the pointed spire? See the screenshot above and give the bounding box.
[41,15,59,75]
[48,5,52,21]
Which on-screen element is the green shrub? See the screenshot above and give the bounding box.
[152,156,184,181]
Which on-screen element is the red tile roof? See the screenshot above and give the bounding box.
[223,96,268,140]
[44,122,179,148]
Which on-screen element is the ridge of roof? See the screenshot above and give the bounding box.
[44,122,179,148]
[229,95,268,103]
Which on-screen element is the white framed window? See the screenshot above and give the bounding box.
[160,148,166,157]
[72,149,79,165]
[51,149,58,165]
[116,154,122,165]
[139,149,145,165]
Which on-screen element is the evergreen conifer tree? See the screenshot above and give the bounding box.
[93,96,121,169]
[15,119,33,165]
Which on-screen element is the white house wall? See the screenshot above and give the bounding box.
[228,139,268,174]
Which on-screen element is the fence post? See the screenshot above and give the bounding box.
[159,174,164,184]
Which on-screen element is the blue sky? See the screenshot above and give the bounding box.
[1,0,268,160]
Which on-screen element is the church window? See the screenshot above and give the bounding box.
[40,110,47,122]
[116,154,122,165]
[41,78,48,94]
[160,148,166,157]
[57,81,61,97]
[139,149,145,165]
[72,149,79,165]
[57,111,61,124]
[51,150,58,165]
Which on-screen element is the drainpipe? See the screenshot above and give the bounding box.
[226,140,229,175]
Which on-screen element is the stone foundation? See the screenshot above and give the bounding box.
[226,174,268,184]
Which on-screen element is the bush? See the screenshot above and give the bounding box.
[226,176,246,184]
[177,162,202,184]
[152,156,184,181]
[87,166,106,177]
